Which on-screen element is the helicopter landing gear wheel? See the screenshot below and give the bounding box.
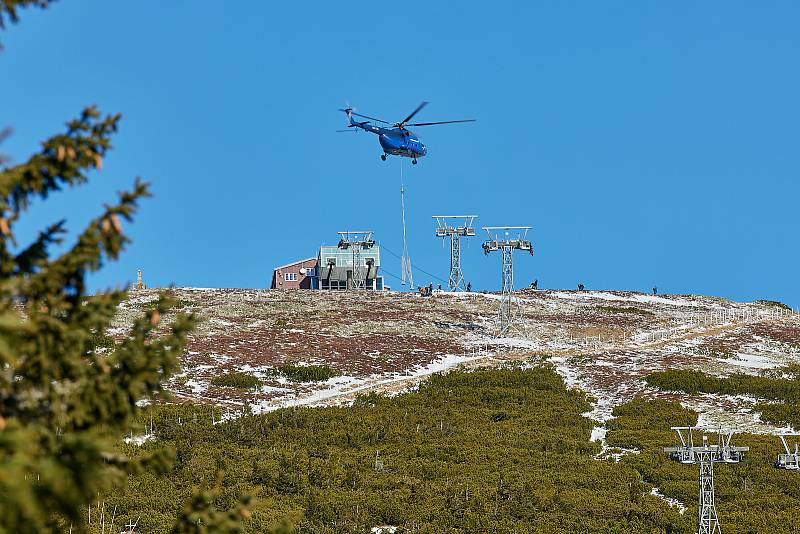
[412,158,417,165]
[381,154,387,161]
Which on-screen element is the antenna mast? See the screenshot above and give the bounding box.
[664,427,749,534]
[399,161,413,287]
[337,231,375,290]
[433,215,477,291]
[482,226,534,335]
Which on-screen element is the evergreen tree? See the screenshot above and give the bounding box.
[0,2,249,531]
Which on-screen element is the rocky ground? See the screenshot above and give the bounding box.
[112,288,800,436]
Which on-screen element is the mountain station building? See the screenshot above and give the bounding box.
[271,240,385,291]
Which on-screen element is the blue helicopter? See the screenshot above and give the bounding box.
[338,102,475,164]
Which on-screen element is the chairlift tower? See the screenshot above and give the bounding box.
[775,433,800,470]
[664,427,749,534]
[482,226,534,335]
[337,231,375,290]
[433,215,477,291]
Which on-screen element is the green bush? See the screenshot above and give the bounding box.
[755,300,790,310]
[757,402,800,429]
[646,369,800,402]
[87,332,117,353]
[279,363,339,382]
[105,368,705,533]
[211,372,262,389]
[102,368,800,532]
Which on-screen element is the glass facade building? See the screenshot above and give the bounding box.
[311,245,384,290]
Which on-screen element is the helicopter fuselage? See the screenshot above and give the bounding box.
[347,115,427,160]
[378,129,426,159]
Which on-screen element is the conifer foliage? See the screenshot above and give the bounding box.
[0,1,53,32]
[0,2,249,531]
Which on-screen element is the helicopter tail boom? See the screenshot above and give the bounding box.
[340,108,367,128]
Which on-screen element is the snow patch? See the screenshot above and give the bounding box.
[719,352,780,370]
[124,432,155,446]
[179,287,216,291]
[185,379,209,395]
[548,291,703,308]
[590,426,607,443]
[650,487,687,514]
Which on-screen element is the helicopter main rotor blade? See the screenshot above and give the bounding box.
[349,111,392,124]
[399,101,429,125]
[406,119,477,127]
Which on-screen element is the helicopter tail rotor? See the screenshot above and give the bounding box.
[337,103,363,132]
[338,105,355,125]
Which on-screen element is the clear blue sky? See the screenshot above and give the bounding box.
[2,1,798,306]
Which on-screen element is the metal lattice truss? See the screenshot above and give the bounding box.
[337,231,375,290]
[776,433,800,470]
[481,226,534,335]
[663,427,749,534]
[432,215,477,291]
[400,183,413,288]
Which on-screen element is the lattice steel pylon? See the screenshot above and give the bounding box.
[399,163,413,288]
[664,427,749,534]
[337,231,375,290]
[433,215,477,291]
[482,226,534,335]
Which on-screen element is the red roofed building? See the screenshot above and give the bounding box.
[270,257,318,290]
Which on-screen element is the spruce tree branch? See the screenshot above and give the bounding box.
[0,126,11,165]
[13,220,65,275]
[0,0,55,33]
[22,178,150,307]
[64,296,196,432]
[0,106,119,221]
[73,290,127,342]
[0,5,249,527]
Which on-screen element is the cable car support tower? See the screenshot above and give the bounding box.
[482,226,534,335]
[775,433,800,470]
[663,427,749,534]
[337,231,375,290]
[433,215,477,291]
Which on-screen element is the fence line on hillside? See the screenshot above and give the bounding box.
[561,305,798,351]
